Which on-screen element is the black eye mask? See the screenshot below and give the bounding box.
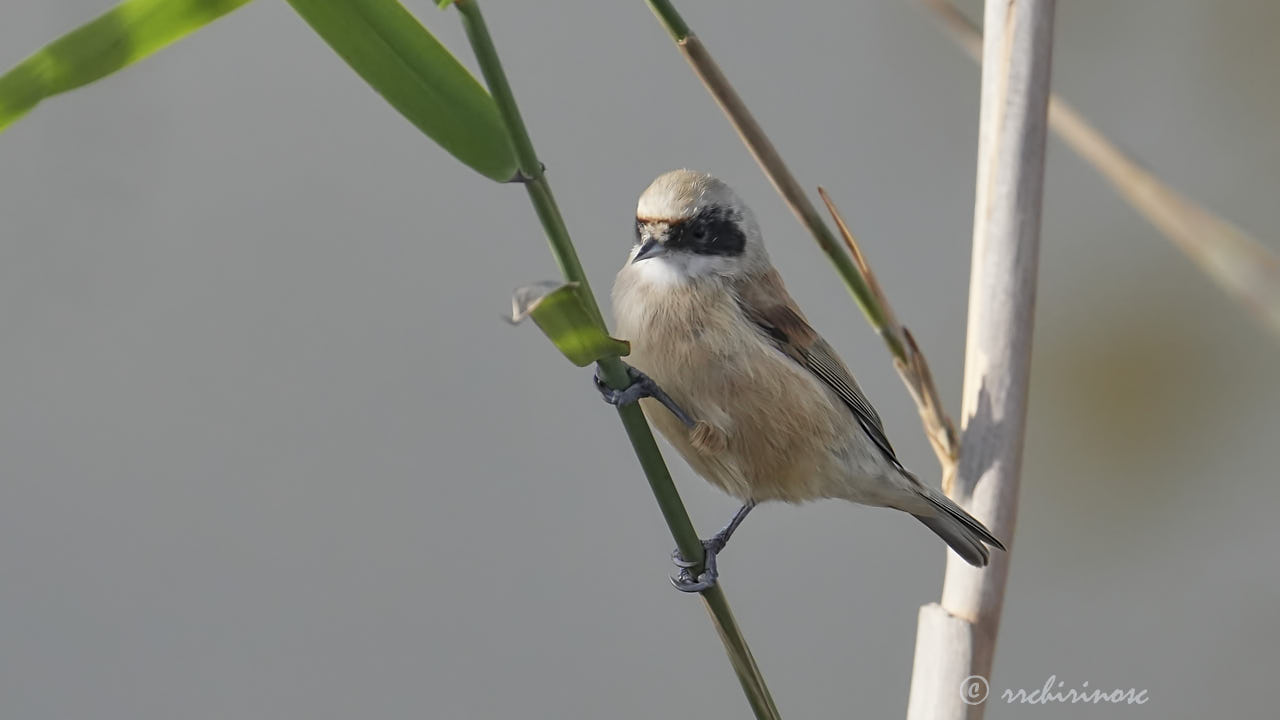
[668,207,747,257]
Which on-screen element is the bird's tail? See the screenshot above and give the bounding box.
[911,485,1005,567]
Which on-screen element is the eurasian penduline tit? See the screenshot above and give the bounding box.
[598,169,1004,592]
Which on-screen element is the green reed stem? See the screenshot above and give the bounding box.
[452,2,781,717]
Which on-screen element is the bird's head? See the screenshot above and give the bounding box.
[630,169,771,283]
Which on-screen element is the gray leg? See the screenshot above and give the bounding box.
[594,363,695,429]
[671,501,757,593]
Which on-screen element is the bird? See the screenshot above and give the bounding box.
[598,169,1004,592]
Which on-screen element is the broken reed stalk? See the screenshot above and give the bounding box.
[645,0,961,485]
[906,1,1056,720]
[923,0,1280,338]
[451,2,780,718]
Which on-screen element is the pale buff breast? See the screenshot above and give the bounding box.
[612,268,856,503]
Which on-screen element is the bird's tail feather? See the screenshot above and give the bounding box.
[912,486,1005,568]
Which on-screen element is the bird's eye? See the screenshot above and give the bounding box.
[690,225,707,241]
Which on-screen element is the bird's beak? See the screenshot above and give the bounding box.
[632,238,666,264]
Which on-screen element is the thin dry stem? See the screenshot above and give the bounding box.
[819,189,960,489]
[922,0,1280,338]
[674,33,900,355]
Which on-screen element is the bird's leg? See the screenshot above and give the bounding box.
[593,363,695,429]
[671,501,758,593]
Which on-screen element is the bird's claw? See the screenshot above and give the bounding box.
[665,502,755,593]
[593,365,649,407]
[669,539,724,593]
[593,364,696,428]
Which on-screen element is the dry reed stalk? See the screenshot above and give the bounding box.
[906,1,1056,719]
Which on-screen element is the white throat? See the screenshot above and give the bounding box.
[631,256,688,287]
[629,253,743,287]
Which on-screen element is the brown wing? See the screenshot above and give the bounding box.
[735,272,907,473]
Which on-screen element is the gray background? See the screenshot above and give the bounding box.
[2,0,1278,718]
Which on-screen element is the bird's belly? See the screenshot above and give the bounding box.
[629,328,856,503]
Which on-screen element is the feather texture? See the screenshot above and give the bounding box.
[734,271,906,475]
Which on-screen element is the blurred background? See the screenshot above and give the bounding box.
[1,0,1277,718]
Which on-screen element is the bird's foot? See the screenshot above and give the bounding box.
[670,536,728,593]
[667,501,756,593]
[593,364,695,428]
